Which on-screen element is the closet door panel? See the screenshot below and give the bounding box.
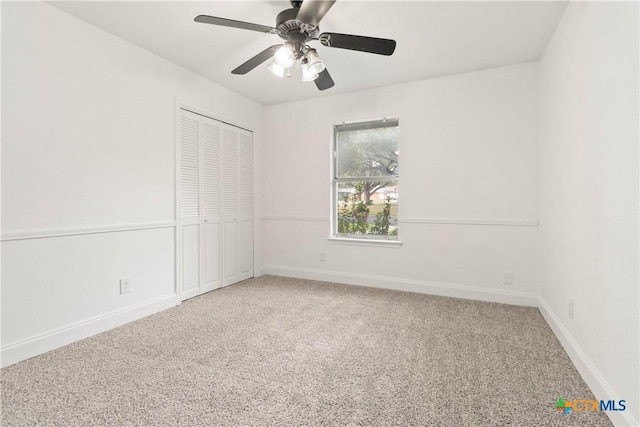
[204,223,220,285]
[202,119,221,220]
[238,220,253,279]
[237,131,253,222]
[179,111,201,300]
[180,114,200,219]
[223,222,238,285]
[237,130,254,280]
[202,118,221,291]
[222,127,238,286]
[181,224,200,299]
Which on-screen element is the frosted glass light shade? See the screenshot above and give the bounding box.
[268,62,286,78]
[305,49,325,74]
[274,44,294,68]
[302,63,319,82]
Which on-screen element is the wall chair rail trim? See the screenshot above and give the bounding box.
[260,216,539,227]
[1,221,177,242]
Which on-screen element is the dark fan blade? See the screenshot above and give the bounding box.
[319,32,396,56]
[314,69,334,91]
[296,0,336,27]
[232,45,282,75]
[195,15,275,33]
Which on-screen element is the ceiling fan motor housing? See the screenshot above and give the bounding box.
[275,8,320,43]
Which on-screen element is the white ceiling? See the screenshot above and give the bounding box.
[49,1,568,106]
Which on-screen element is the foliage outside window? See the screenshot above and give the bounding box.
[333,118,399,240]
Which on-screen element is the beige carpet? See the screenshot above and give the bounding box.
[1,275,612,426]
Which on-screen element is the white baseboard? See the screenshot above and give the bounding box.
[1,294,180,368]
[538,298,638,427]
[262,264,538,306]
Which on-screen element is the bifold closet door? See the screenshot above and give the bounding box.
[222,127,238,286]
[179,108,253,296]
[179,110,222,301]
[179,111,202,300]
[236,130,254,282]
[201,117,222,293]
[222,125,254,286]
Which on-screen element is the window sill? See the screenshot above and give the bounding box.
[328,236,403,248]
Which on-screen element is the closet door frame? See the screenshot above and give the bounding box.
[175,103,255,301]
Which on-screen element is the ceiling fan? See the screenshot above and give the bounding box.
[194,0,397,91]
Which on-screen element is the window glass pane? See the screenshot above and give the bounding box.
[336,124,399,178]
[336,180,398,238]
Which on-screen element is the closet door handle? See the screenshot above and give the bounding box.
[204,219,208,223]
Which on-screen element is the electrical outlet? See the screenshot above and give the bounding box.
[319,252,326,262]
[503,271,514,285]
[568,298,574,319]
[120,278,130,294]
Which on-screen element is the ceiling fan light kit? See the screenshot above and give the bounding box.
[267,62,288,78]
[305,49,325,74]
[301,63,319,82]
[194,0,396,91]
[274,43,295,68]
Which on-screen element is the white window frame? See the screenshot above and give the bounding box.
[329,117,401,247]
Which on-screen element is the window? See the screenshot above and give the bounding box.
[332,118,399,241]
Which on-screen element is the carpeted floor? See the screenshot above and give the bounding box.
[1,275,612,426]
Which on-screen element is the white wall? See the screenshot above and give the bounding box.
[538,2,639,426]
[1,1,262,366]
[260,63,540,305]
